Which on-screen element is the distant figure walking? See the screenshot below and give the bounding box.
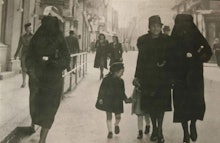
[170,14,212,143]
[109,36,123,65]
[26,16,70,143]
[94,33,110,79]
[213,38,220,67]
[14,23,33,88]
[163,25,171,36]
[65,30,80,73]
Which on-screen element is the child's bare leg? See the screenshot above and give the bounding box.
[145,114,150,126]
[114,114,121,134]
[144,114,151,134]
[138,115,144,131]
[137,115,143,139]
[39,128,49,143]
[115,114,121,126]
[106,112,113,132]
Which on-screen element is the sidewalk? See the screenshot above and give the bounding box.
[1,52,220,143]
[0,74,31,140]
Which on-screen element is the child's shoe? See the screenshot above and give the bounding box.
[144,125,150,134]
[137,130,143,139]
[114,126,120,134]
[107,132,113,139]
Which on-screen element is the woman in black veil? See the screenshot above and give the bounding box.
[170,14,212,143]
[26,16,70,143]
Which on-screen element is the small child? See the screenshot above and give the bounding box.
[132,78,151,139]
[95,62,130,139]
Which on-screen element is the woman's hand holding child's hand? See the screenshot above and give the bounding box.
[133,78,140,87]
[99,99,103,105]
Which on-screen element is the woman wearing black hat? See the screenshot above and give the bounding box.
[170,14,212,143]
[26,16,70,143]
[134,15,172,143]
[109,35,123,66]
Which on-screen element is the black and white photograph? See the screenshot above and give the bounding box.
[0,0,220,143]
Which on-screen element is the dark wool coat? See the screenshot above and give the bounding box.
[26,16,70,129]
[65,35,80,54]
[109,42,123,65]
[135,33,172,113]
[14,33,33,72]
[95,75,127,114]
[94,40,109,69]
[213,43,220,66]
[170,15,212,122]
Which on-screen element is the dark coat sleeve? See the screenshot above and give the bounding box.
[49,36,70,70]
[119,43,123,58]
[14,36,22,58]
[196,35,212,63]
[97,78,109,99]
[134,37,144,79]
[120,79,127,100]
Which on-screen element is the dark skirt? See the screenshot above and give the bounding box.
[173,82,205,122]
[140,87,172,113]
[96,96,124,114]
[29,69,63,129]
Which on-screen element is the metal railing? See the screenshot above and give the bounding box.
[62,52,87,94]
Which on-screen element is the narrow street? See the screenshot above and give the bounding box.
[13,52,220,143]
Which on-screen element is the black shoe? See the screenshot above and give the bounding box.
[183,135,190,143]
[137,130,143,139]
[190,124,197,141]
[158,131,165,143]
[107,132,113,139]
[144,125,150,134]
[115,126,120,134]
[150,128,158,141]
[158,135,165,143]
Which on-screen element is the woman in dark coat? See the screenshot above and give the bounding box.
[170,14,212,143]
[26,16,70,143]
[134,15,171,143]
[94,33,110,79]
[109,36,123,65]
[213,38,220,67]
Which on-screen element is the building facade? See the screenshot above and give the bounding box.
[0,0,93,75]
[172,0,220,49]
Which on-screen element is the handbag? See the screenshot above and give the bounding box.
[95,98,105,111]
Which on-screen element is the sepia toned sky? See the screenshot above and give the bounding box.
[111,0,176,28]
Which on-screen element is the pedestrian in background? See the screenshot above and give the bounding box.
[213,38,220,67]
[131,79,151,139]
[95,62,130,139]
[134,15,172,143]
[14,23,33,88]
[65,30,80,73]
[94,33,110,80]
[26,16,70,143]
[163,25,171,36]
[170,14,212,143]
[109,36,123,66]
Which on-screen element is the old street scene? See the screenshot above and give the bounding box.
[0,0,220,143]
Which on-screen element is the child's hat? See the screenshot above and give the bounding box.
[110,62,124,73]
